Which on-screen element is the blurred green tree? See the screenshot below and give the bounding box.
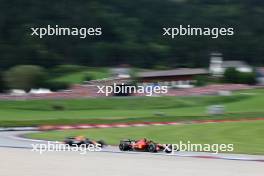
[4,65,47,91]
[223,67,256,85]
[0,71,7,92]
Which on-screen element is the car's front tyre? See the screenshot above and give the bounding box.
[147,143,157,153]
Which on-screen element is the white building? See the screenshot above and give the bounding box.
[256,68,264,85]
[110,66,131,78]
[209,52,253,76]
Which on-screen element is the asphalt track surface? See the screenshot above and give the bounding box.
[0,131,263,176]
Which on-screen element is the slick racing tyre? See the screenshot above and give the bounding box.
[64,139,73,146]
[147,143,157,153]
[97,140,107,147]
[119,142,130,151]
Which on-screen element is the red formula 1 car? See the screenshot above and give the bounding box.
[119,138,172,153]
[63,136,107,148]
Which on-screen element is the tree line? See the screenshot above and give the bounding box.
[0,0,264,69]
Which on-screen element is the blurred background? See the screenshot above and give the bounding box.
[0,0,264,93]
[0,0,264,155]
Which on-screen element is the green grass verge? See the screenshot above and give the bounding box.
[1,113,263,127]
[26,121,264,155]
[0,89,263,127]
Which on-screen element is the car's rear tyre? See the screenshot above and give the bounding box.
[64,140,73,146]
[148,143,157,153]
[97,140,107,147]
[119,142,130,151]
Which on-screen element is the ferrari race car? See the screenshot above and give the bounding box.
[63,136,107,147]
[119,138,173,153]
